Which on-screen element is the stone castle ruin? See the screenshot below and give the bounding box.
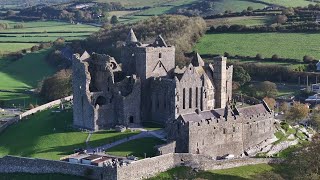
[72,29,275,158]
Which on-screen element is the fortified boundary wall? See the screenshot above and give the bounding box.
[0,96,73,134]
[0,154,282,180]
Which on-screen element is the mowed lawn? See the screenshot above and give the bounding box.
[0,107,143,160]
[148,164,274,180]
[106,138,165,159]
[195,33,320,60]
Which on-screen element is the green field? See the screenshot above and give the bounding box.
[212,0,266,14]
[88,130,140,148]
[0,49,55,106]
[106,138,165,159]
[0,43,38,54]
[206,16,272,27]
[0,107,143,160]
[260,0,315,7]
[0,20,99,54]
[97,0,173,8]
[195,33,320,60]
[148,164,275,180]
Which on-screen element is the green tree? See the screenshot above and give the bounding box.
[310,109,320,131]
[39,69,72,101]
[256,81,278,98]
[285,102,309,123]
[275,15,288,24]
[233,66,251,86]
[285,135,320,179]
[279,102,288,113]
[110,15,119,24]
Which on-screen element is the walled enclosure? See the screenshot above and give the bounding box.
[0,154,282,180]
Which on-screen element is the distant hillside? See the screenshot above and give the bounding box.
[0,0,72,8]
[82,15,207,66]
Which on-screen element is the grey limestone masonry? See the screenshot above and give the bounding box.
[72,29,275,160]
[72,29,234,131]
[0,154,282,180]
[0,156,116,180]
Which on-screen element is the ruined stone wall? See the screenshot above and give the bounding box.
[145,47,175,79]
[172,153,281,171]
[0,156,117,180]
[149,78,176,123]
[117,153,282,180]
[213,56,228,109]
[72,56,95,130]
[226,65,233,102]
[188,119,244,158]
[0,155,282,180]
[114,77,141,125]
[157,141,177,155]
[166,120,189,153]
[241,114,275,149]
[117,153,176,180]
[176,65,204,115]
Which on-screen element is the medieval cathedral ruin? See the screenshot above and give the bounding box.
[72,29,275,158]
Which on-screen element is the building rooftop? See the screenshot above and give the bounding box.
[83,154,102,161]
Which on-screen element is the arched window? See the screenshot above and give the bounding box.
[183,88,186,109]
[189,88,192,108]
[95,96,107,106]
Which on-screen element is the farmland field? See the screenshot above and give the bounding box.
[195,33,320,60]
[205,16,272,27]
[0,20,99,54]
[260,0,315,7]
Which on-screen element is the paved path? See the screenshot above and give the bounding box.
[85,131,93,148]
[86,129,166,153]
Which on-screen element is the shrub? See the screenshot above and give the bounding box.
[31,46,39,52]
[303,55,314,63]
[13,23,24,29]
[271,54,279,60]
[255,53,263,60]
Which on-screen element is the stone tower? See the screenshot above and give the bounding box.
[213,56,227,108]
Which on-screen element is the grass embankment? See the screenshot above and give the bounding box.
[0,107,140,160]
[106,137,165,159]
[195,33,320,61]
[148,164,274,180]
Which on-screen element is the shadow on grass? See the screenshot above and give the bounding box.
[106,138,165,159]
